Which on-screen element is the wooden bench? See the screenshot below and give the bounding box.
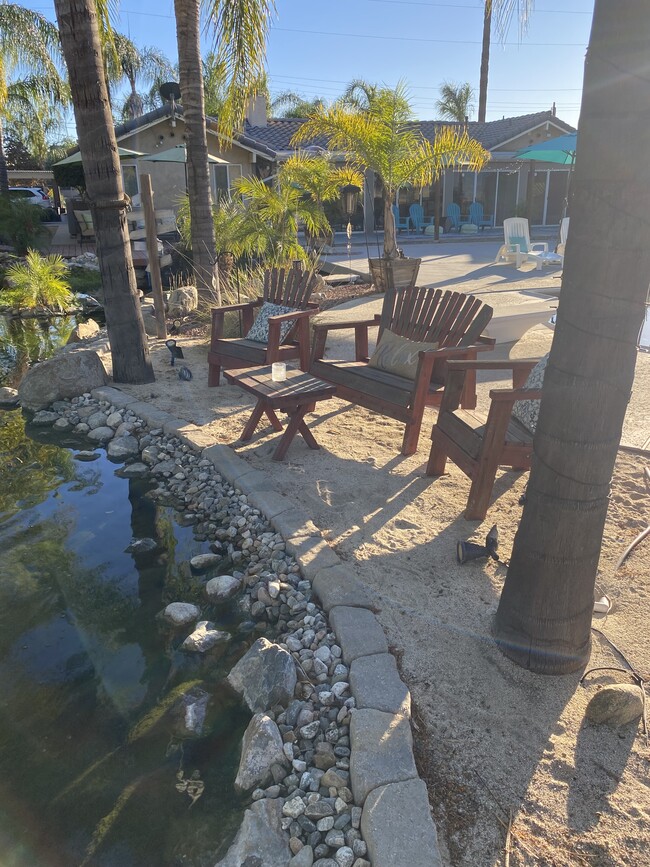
[309,287,495,456]
[426,358,541,519]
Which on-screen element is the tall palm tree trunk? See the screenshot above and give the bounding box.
[174,0,219,303]
[0,119,8,194]
[478,0,492,122]
[54,0,154,384]
[495,0,650,674]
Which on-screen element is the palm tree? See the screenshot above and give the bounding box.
[271,91,326,118]
[173,0,273,301]
[338,78,378,113]
[495,0,650,673]
[436,82,475,123]
[478,1,534,122]
[292,83,489,260]
[106,33,175,121]
[3,76,69,170]
[0,2,67,194]
[53,0,154,385]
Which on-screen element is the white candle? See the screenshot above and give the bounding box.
[271,362,287,382]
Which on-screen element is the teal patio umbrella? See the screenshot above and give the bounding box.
[515,133,577,219]
[138,145,227,190]
[53,147,144,165]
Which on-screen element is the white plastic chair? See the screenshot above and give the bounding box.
[557,217,570,260]
[495,217,549,269]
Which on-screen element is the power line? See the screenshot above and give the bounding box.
[366,0,591,12]
[269,73,582,92]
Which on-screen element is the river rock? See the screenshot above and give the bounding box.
[163,602,200,626]
[227,637,297,713]
[66,320,100,344]
[0,386,19,408]
[168,286,198,317]
[107,435,140,459]
[290,845,314,867]
[31,410,59,425]
[116,462,148,478]
[18,350,108,411]
[126,537,159,555]
[87,425,115,443]
[215,798,291,867]
[180,620,230,653]
[235,713,287,794]
[205,574,241,602]
[87,410,108,428]
[190,552,221,573]
[170,685,210,737]
[585,684,644,727]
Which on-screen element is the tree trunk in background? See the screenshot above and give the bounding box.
[383,195,398,259]
[0,120,8,195]
[495,0,650,674]
[54,0,153,384]
[478,1,492,123]
[174,0,219,303]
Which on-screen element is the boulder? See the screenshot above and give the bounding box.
[168,285,198,318]
[87,425,115,443]
[180,620,230,653]
[162,602,201,626]
[190,552,221,573]
[66,319,100,344]
[215,798,291,867]
[107,435,140,460]
[205,574,242,602]
[0,386,19,409]
[169,685,211,738]
[18,350,108,411]
[227,637,297,713]
[585,684,644,727]
[235,713,287,794]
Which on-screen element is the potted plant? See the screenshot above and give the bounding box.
[292,83,490,290]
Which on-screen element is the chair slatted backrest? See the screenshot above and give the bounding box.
[469,202,483,224]
[409,203,424,231]
[380,287,492,348]
[446,202,461,229]
[263,265,317,309]
[503,217,532,249]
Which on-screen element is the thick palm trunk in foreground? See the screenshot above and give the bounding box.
[174,0,219,302]
[495,0,650,674]
[54,0,154,384]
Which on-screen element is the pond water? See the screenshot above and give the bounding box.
[0,316,250,866]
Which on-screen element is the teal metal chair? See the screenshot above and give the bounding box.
[446,202,464,232]
[469,201,493,230]
[409,203,434,234]
[392,204,411,234]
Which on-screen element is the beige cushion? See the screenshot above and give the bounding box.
[368,329,438,380]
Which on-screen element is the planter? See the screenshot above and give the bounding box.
[368,256,421,292]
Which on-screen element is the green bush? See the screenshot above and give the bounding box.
[0,197,48,255]
[3,250,73,312]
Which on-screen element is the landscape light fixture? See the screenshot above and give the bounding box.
[165,338,184,366]
[456,525,499,565]
[340,184,361,219]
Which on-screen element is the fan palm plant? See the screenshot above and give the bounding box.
[292,83,489,261]
[105,34,175,121]
[4,250,73,312]
[436,81,475,123]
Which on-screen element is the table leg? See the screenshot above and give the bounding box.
[272,405,315,461]
[240,401,265,441]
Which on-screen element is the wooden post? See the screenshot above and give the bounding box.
[525,160,536,222]
[140,173,167,339]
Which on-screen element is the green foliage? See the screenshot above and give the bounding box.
[271,90,326,118]
[52,160,86,192]
[0,197,48,254]
[66,266,103,295]
[4,249,73,311]
[436,81,475,122]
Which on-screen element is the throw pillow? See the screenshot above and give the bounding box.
[245,302,298,345]
[511,354,549,434]
[509,235,529,254]
[368,329,438,381]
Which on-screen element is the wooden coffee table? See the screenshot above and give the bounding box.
[224,366,336,461]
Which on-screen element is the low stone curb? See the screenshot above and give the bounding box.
[91,387,442,867]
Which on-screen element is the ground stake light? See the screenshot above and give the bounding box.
[165,339,184,366]
[457,524,499,565]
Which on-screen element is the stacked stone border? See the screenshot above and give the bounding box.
[86,384,442,867]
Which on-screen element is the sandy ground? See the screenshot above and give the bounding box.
[111,256,650,867]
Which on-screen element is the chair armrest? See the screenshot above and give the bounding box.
[312,316,380,334]
[445,358,541,373]
[268,308,317,323]
[211,300,259,315]
[489,387,543,402]
[530,242,549,253]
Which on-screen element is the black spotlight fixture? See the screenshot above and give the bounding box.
[457,524,499,565]
[165,339,184,367]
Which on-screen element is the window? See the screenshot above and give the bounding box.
[212,164,243,201]
[121,164,139,198]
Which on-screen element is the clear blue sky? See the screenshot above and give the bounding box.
[26,0,594,134]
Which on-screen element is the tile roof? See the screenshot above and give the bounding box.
[245,110,576,156]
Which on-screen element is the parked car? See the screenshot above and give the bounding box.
[8,187,53,209]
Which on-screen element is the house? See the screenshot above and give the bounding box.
[103,101,575,230]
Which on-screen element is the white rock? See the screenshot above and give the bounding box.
[190,553,221,573]
[205,574,241,602]
[180,620,230,653]
[163,602,200,626]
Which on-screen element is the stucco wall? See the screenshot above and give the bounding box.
[118,118,256,211]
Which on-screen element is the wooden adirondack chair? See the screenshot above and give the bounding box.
[208,265,320,386]
[426,358,541,519]
[409,203,434,234]
[310,287,495,456]
[392,205,411,234]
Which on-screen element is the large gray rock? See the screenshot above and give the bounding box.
[329,607,389,665]
[235,713,287,794]
[0,386,19,408]
[107,435,140,460]
[162,602,200,626]
[180,620,230,653]
[66,319,100,344]
[585,684,644,727]
[190,552,221,573]
[169,685,210,738]
[205,574,242,602]
[18,350,108,411]
[87,425,115,443]
[350,654,411,717]
[349,709,418,804]
[215,798,291,867]
[227,637,297,713]
[360,778,442,867]
[168,285,198,318]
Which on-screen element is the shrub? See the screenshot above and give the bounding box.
[3,250,73,312]
[0,198,48,255]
